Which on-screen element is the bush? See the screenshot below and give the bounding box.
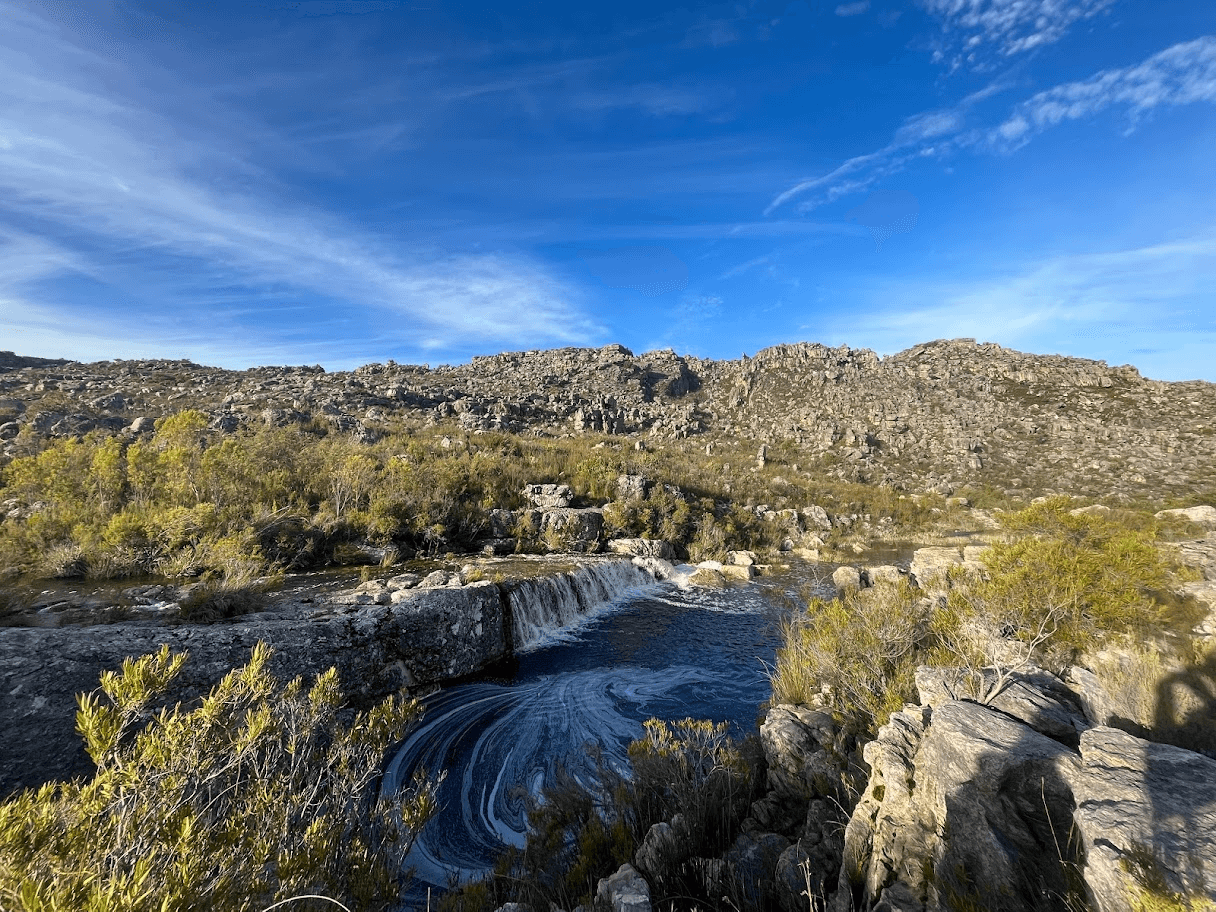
[937,498,1179,700]
[771,580,931,736]
[0,643,439,912]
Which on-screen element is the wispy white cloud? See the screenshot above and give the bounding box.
[769,35,1216,215]
[836,2,871,17]
[0,3,598,365]
[816,232,1216,380]
[922,0,1117,68]
[764,100,982,214]
[992,36,1216,149]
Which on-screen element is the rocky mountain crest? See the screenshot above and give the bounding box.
[2,339,1212,499]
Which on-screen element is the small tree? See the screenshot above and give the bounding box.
[0,643,438,912]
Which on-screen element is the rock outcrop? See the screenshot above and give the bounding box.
[4,339,1215,498]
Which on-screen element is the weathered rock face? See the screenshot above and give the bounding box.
[840,700,1080,912]
[4,339,1215,498]
[1067,727,1216,912]
[0,582,505,794]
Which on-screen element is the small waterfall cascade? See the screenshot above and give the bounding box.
[505,559,656,650]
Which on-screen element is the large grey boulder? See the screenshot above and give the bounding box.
[524,483,573,508]
[634,818,689,883]
[1067,727,1216,912]
[595,863,651,912]
[616,474,652,500]
[839,700,1079,912]
[760,705,844,803]
[539,507,604,550]
[831,565,862,595]
[908,547,984,597]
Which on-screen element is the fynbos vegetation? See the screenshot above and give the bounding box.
[0,643,438,912]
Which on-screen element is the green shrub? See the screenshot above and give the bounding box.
[937,498,1179,700]
[771,580,931,736]
[0,642,438,912]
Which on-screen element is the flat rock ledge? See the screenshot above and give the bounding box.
[0,559,653,796]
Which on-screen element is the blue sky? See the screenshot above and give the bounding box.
[1,1,1214,379]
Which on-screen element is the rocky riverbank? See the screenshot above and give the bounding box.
[0,554,666,796]
[589,533,1216,912]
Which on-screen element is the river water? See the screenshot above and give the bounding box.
[383,562,835,903]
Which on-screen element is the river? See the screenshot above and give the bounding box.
[383,561,835,904]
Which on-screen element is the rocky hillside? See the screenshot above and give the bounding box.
[2,339,1212,500]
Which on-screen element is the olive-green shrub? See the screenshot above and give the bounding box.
[0,643,438,912]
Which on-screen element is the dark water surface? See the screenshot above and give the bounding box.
[384,563,833,904]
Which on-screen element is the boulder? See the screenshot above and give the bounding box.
[801,505,832,531]
[760,705,843,803]
[727,550,757,567]
[831,565,861,595]
[909,546,984,596]
[524,483,573,508]
[616,474,652,500]
[864,565,904,586]
[720,563,755,581]
[687,567,727,588]
[634,818,689,883]
[1067,727,1216,912]
[1070,504,1112,517]
[840,700,1079,912]
[608,538,675,560]
[1155,505,1216,529]
[540,508,604,550]
[595,863,651,912]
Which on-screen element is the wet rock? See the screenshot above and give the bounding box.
[687,567,726,588]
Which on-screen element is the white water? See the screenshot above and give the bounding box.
[505,559,658,650]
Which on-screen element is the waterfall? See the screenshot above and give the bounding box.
[504,559,656,650]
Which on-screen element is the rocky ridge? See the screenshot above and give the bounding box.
[2,339,1214,498]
